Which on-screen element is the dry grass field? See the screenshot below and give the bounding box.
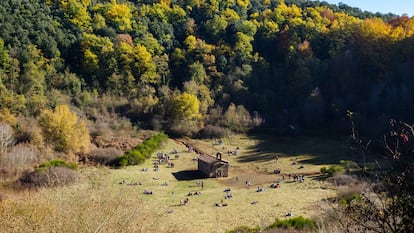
[0,134,357,233]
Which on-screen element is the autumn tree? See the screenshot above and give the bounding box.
[39,105,90,153]
[100,1,133,32]
[60,0,92,31]
[222,103,252,133]
[169,92,202,136]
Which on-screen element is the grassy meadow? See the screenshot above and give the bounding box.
[0,134,362,233]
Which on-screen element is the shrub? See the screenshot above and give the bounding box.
[1,144,38,168]
[338,192,363,205]
[339,160,359,172]
[88,147,123,165]
[328,174,359,186]
[320,165,344,177]
[169,119,202,137]
[19,166,81,188]
[89,114,136,138]
[199,125,231,138]
[37,159,78,171]
[227,225,260,233]
[0,108,17,125]
[266,216,316,230]
[110,132,167,167]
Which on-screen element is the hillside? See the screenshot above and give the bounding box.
[0,1,414,232]
[0,0,413,137]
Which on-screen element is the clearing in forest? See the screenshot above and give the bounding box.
[1,134,364,233]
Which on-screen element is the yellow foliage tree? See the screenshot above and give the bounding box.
[171,92,201,121]
[104,2,133,32]
[184,35,197,51]
[39,105,90,153]
[60,0,92,31]
[236,0,249,11]
[133,44,157,84]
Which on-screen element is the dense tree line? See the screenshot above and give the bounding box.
[0,0,413,138]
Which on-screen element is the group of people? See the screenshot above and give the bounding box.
[292,174,305,182]
[134,141,304,218]
[270,183,280,188]
[187,191,202,196]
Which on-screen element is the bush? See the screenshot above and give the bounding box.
[1,144,38,168]
[18,166,81,188]
[266,216,316,230]
[328,174,359,186]
[88,147,123,165]
[37,159,78,171]
[169,119,202,137]
[110,132,167,167]
[227,225,260,233]
[320,165,344,177]
[89,114,136,138]
[338,192,363,205]
[339,160,359,172]
[199,125,231,138]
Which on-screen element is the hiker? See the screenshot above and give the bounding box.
[201,180,204,190]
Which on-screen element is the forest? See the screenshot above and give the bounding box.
[0,0,413,139]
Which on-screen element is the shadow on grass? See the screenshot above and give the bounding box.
[172,170,205,181]
[237,133,380,165]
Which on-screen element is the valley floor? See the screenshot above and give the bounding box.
[1,135,343,233]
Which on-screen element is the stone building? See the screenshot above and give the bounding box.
[198,152,229,178]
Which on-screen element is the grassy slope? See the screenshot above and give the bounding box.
[0,135,360,233]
